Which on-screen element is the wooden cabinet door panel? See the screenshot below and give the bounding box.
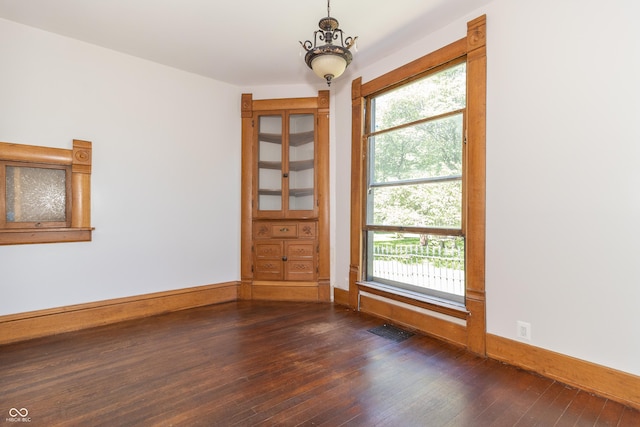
[285,260,315,281]
[255,242,283,259]
[285,241,315,281]
[254,241,284,280]
[286,242,314,259]
[255,259,283,280]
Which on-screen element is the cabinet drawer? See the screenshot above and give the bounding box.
[253,222,317,239]
[271,224,298,238]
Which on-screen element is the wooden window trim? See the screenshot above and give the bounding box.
[357,281,469,320]
[350,15,486,354]
[0,139,93,245]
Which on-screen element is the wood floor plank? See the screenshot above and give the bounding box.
[479,373,555,426]
[1,300,638,426]
[595,399,626,426]
[521,382,580,426]
[619,405,640,426]
[553,389,606,426]
[574,391,608,426]
[513,381,570,426]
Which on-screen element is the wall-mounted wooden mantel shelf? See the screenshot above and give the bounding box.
[0,139,93,245]
[0,227,94,245]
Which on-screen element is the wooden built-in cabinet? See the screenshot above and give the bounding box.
[241,92,330,302]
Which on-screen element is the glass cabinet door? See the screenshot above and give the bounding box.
[288,113,315,211]
[255,111,316,217]
[257,115,283,211]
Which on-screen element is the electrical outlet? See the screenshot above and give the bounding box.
[516,321,531,341]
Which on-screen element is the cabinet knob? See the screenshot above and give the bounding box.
[283,173,289,178]
[282,256,288,261]
[280,227,289,232]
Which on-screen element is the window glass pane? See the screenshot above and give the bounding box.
[258,115,283,211]
[365,61,466,302]
[371,62,466,133]
[6,166,66,222]
[370,113,463,184]
[367,231,464,301]
[368,181,461,228]
[289,113,315,211]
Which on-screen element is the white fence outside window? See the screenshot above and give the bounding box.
[372,243,464,296]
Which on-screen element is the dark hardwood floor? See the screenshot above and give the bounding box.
[1,301,638,426]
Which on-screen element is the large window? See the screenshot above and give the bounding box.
[364,61,467,304]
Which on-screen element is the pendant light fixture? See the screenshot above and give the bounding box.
[299,0,357,86]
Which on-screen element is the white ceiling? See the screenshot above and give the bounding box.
[0,0,489,86]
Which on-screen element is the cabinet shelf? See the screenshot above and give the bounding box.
[290,131,314,147]
[258,161,282,170]
[258,159,314,172]
[258,189,282,196]
[289,159,314,171]
[258,188,313,197]
[259,133,282,144]
[289,188,314,197]
[259,131,314,146]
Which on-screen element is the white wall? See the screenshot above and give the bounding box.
[484,0,640,377]
[0,18,241,316]
[332,0,640,376]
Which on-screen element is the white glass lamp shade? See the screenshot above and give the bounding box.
[311,54,347,80]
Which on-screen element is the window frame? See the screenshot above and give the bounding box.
[0,139,93,245]
[349,15,486,354]
[362,60,468,304]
